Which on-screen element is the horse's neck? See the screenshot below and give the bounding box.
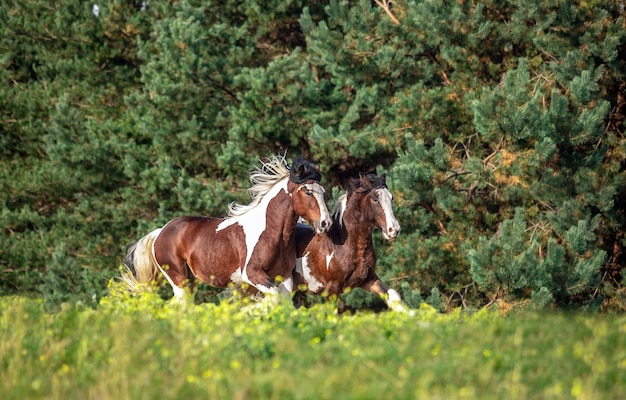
[279,211,298,242]
[222,181,295,246]
[337,203,374,249]
[333,204,376,277]
[265,187,298,243]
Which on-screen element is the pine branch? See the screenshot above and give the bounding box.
[441,169,472,184]
[373,0,400,25]
[482,137,504,166]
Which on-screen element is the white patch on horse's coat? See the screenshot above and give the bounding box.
[171,285,189,303]
[229,268,243,284]
[255,283,278,296]
[296,253,323,292]
[385,288,413,314]
[333,194,348,228]
[378,188,400,240]
[300,183,325,196]
[278,276,294,295]
[217,179,289,289]
[325,252,334,270]
[388,288,401,303]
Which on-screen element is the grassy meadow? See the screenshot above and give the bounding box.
[1,293,625,400]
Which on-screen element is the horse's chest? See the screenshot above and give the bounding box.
[346,259,373,284]
[326,247,372,286]
[256,236,296,273]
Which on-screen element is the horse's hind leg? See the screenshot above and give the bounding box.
[157,261,194,304]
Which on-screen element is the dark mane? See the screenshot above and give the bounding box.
[290,155,322,184]
[349,173,387,194]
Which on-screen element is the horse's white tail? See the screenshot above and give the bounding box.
[120,228,163,293]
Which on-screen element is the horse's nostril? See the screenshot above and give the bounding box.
[321,220,328,229]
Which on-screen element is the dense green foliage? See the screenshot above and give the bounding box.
[2,0,625,310]
[2,295,626,399]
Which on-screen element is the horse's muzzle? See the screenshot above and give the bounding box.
[315,217,332,234]
[382,225,400,241]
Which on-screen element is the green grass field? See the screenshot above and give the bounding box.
[1,293,625,399]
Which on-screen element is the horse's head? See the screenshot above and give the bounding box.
[289,156,332,234]
[349,173,400,240]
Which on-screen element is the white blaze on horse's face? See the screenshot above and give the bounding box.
[377,188,400,240]
[299,182,332,234]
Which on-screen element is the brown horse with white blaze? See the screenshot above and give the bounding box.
[294,173,410,312]
[121,155,332,303]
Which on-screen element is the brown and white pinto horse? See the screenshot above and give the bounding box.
[121,155,332,303]
[294,173,410,312]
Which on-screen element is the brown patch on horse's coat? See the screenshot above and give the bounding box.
[153,216,246,288]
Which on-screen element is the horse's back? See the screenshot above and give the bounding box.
[159,215,222,239]
[155,216,224,258]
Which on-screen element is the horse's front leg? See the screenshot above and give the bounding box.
[362,278,411,313]
[243,265,292,306]
[243,263,274,292]
[235,268,276,314]
[276,274,294,297]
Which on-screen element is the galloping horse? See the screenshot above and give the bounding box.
[121,155,332,302]
[294,173,409,312]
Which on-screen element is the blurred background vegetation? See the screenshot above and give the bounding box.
[1,0,625,311]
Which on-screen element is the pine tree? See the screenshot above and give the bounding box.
[0,0,151,300]
[298,0,625,308]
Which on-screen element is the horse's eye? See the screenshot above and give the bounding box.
[306,190,313,196]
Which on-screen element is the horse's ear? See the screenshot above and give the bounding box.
[291,155,322,183]
[381,173,387,185]
[290,155,305,181]
[297,164,306,177]
[360,173,372,185]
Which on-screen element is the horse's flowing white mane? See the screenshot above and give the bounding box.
[227,155,291,217]
[332,193,348,228]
